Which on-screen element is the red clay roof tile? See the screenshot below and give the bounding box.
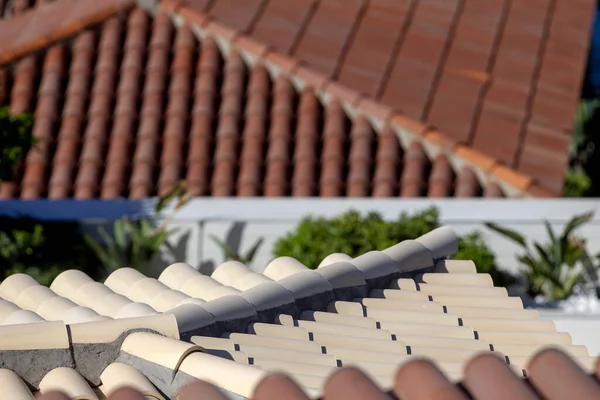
[2,0,591,199]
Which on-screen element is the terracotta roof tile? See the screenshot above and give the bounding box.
[0,226,596,399]
[3,0,589,198]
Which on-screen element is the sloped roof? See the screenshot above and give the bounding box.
[0,226,594,398]
[0,0,591,199]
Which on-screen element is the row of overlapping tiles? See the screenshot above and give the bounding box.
[0,227,592,399]
[0,260,593,397]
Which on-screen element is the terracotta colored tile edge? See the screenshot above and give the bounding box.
[0,0,135,68]
[388,114,540,198]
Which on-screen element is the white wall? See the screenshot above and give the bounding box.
[145,199,600,276]
[539,311,600,356]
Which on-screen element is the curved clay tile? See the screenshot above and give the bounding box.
[484,181,504,198]
[212,51,245,196]
[292,88,320,197]
[186,37,220,196]
[427,154,454,198]
[74,17,123,199]
[454,167,481,198]
[372,126,401,197]
[400,141,427,197]
[130,13,173,199]
[48,32,96,199]
[319,99,346,197]
[347,116,374,197]
[238,64,269,197]
[102,9,150,199]
[264,76,294,197]
[158,25,195,196]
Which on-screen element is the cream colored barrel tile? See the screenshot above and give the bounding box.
[323,346,411,364]
[94,294,133,317]
[191,336,236,351]
[0,300,22,322]
[203,286,242,301]
[369,288,431,301]
[363,308,459,326]
[295,319,393,340]
[434,260,477,274]
[230,273,273,291]
[0,368,34,399]
[409,345,494,363]
[104,268,146,296]
[113,302,157,319]
[462,318,555,332]
[14,285,56,311]
[263,257,308,281]
[493,343,589,358]
[339,360,402,376]
[121,332,202,371]
[205,349,250,364]
[325,301,366,317]
[70,314,179,343]
[36,296,79,321]
[158,262,200,290]
[39,368,98,399]
[2,310,45,325]
[225,333,322,353]
[310,332,406,354]
[301,310,378,329]
[62,307,103,324]
[319,253,353,268]
[252,359,337,377]
[179,275,224,300]
[445,306,539,319]
[100,362,164,399]
[477,331,573,345]
[360,298,444,313]
[176,298,207,307]
[72,282,115,308]
[0,274,40,302]
[126,278,171,304]
[148,290,190,312]
[211,261,253,286]
[417,272,494,287]
[238,344,338,367]
[431,295,523,309]
[389,278,418,291]
[50,270,95,298]
[379,321,475,339]
[178,351,268,398]
[395,335,491,351]
[248,322,310,341]
[416,283,508,297]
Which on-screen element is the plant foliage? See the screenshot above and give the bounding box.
[84,183,190,275]
[0,107,35,182]
[272,207,508,284]
[210,235,265,265]
[485,210,599,300]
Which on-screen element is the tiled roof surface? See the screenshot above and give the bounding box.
[0,226,593,399]
[0,0,589,199]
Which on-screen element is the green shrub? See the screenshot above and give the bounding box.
[0,107,35,182]
[0,218,100,286]
[272,207,513,285]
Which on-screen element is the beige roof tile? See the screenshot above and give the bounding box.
[0,226,590,398]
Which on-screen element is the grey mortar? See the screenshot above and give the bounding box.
[0,348,74,388]
[116,352,247,400]
[70,327,167,386]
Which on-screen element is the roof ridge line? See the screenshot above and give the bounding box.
[159,0,555,198]
[0,0,136,68]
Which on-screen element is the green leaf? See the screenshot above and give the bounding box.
[242,237,264,264]
[483,222,528,248]
[561,210,594,241]
[156,182,187,213]
[210,234,239,261]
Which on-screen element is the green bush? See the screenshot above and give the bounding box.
[272,207,511,285]
[0,107,35,182]
[0,218,100,286]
